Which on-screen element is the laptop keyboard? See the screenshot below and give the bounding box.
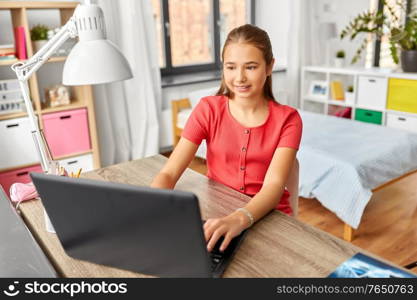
[202,221,247,274]
[208,233,245,273]
[209,238,226,271]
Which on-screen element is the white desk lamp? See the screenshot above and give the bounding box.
[10,2,132,232]
[11,1,132,175]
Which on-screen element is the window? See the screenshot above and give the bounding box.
[367,0,410,67]
[151,0,253,76]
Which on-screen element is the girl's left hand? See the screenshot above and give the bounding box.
[204,211,249,252]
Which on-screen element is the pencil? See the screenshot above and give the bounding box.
[76,168,82,178]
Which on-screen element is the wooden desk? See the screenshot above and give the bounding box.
[18,155,393,277]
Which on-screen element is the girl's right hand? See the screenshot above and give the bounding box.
[203,210,249,252]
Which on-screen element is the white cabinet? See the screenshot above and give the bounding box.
[0,117,39,169]
[301,66,417,131]
[57,154,94,174]
[356,76,388,110]
[386,113,417,133]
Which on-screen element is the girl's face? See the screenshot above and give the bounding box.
[223,42,274,100]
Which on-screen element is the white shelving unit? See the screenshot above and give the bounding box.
[301,66,417,131]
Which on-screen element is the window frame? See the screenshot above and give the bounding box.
[373,0,411,66]
[159,0,255,76]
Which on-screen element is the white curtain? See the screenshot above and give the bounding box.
[94,0,161,166]
[285,0,321,108]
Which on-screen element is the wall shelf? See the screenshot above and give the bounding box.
[41,102,87,114]
[54,150,93,161]
[0,59,19,66]
[0,111,29,121]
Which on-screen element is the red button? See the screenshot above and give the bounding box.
[242,147,247,152]
[240,166,245,170]
[239,186,244,191]
[244,129,250,134]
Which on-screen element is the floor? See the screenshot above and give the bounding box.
[176,154,417,274]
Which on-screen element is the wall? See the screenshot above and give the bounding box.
[255,0,372,68]
[313,0,373,66]
[255,0,290,68]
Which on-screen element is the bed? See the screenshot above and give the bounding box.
[297,110,417,239]
[172,97,417,241]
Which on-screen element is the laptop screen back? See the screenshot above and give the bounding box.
[30,173,212,277]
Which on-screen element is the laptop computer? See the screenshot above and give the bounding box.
[30,173,247,278]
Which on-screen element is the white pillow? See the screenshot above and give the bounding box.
[177,109,192,129]
[188,87,218,108]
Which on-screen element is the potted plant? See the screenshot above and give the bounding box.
[345,85,355,104]
[340,0,417,72]
[392,15,417,72]
[334,50,345,67]
[30,24,49,52]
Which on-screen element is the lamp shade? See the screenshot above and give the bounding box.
[63,39,132,85]
[62,3,132,85]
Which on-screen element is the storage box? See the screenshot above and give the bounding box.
[387,78,417,114]
[386,112,417,133]
[354,108,383,125]
[0,117,40,169]
[58,153,94,174]
[357,76,388,110]
[0,164,42,197]
[42,108,91,157]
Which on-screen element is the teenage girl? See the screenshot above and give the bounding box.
[151,24,302,253]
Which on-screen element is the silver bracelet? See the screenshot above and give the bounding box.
[236,207,254,227]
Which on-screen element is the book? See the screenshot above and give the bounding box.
[0,54,16,61]
[328,253,416,278]
[14,26,27,60]
[0,45,15,56]
[330,80,345,100]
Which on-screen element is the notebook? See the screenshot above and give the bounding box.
[328,253,416,278]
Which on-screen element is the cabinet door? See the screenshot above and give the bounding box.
[387,78,417,114]
[357,76,388,110]
[0,165,42,197]
[0,117,39,169]
[355,108,383,125]
[42,108,91,157]
[57,154,94,174]
[386,113,417,133]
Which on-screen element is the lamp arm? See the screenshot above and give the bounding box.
[10,18,78,173]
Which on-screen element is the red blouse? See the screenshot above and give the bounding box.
[182,95,302,215]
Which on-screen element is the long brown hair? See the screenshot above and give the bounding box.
[216,24,275,101]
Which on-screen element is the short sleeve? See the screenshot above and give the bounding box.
[277,110,303,150]
[181,98,210,145]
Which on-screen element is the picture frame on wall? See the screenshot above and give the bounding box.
[309,80,328,99]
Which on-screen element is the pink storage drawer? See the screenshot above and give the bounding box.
[42,108,91,157]
[0,164,42,198]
